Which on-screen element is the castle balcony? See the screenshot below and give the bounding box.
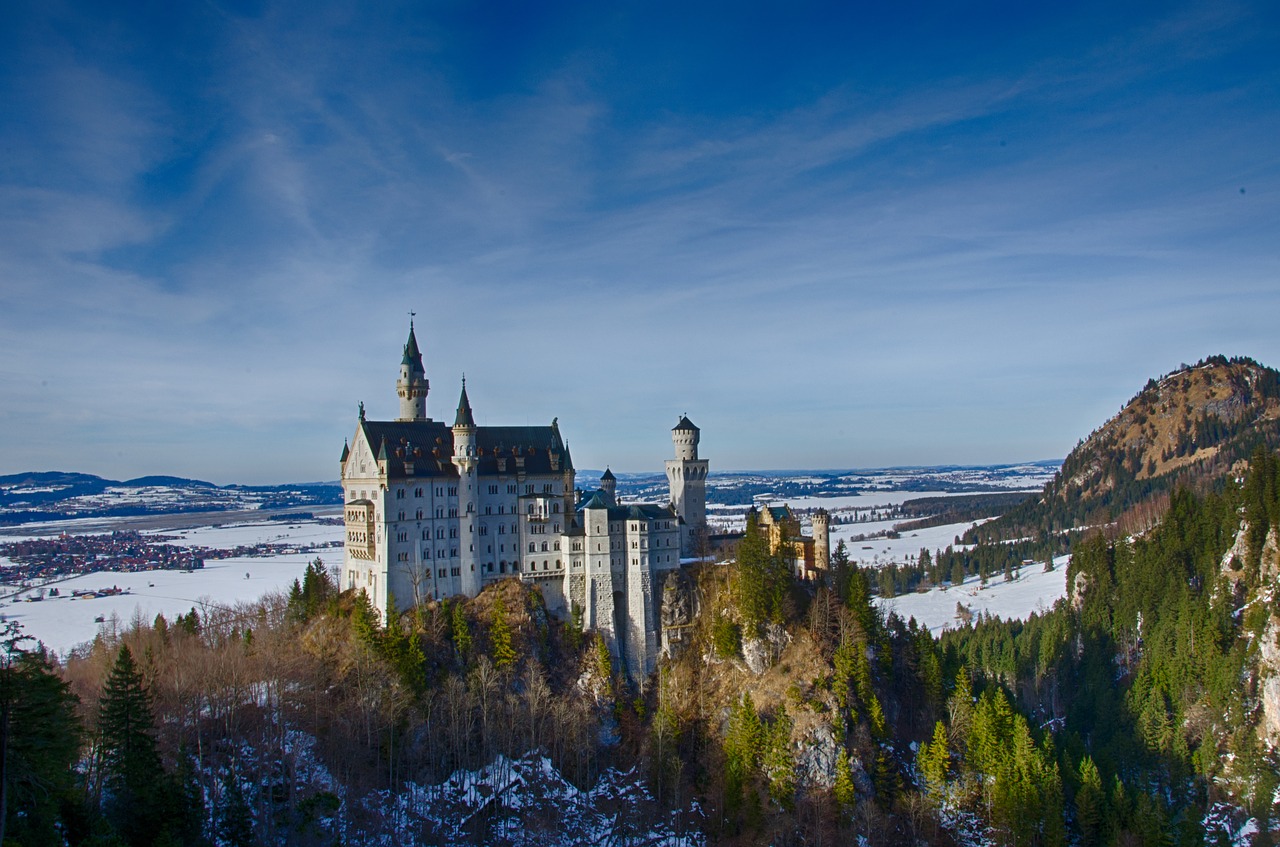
[344,501,377,561]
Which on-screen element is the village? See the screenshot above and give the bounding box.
[0,527,343,590]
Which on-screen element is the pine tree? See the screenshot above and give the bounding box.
[1075,755,1104,847]
[451,602,472,659]
[723,692,763,823]
[593,633,613,688]
[490,596,516,671]
[833,748,857,814]
[1,636,81,847]
[217,765,254,847]
[98,644,164,844]
[917,720,950,799]
[762,710,796,809]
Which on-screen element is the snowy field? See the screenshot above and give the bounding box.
[834,520,982,566]
[876,555,1071,634]
[0,520,344,658]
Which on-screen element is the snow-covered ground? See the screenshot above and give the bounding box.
[876,555,1071,634]
[0,520,343,657]
[145,519,340,549]
[835,520,980,566]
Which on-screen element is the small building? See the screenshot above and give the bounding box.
[752,504,831,581]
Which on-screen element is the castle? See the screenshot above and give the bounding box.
[340,323,713,680]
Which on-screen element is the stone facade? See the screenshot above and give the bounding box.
[340,323,704,681]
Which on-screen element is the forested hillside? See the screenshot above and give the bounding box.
[4,363,1280,845]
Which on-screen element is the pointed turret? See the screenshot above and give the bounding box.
[450,376,480,596]
[340,440,350,463]
[454,377,476,429]
[600,467,617,503]
[402,322,424,369]
[396,319,430,421]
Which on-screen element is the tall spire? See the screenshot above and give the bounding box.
[402,320,424,370]
[396,316,430,421]
[453,376,475,428]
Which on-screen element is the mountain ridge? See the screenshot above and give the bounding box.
[969,355,1280,543]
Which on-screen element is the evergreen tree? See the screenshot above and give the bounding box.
[98,644,164,845]
[722,692,763,825]
[917,720,950,799]
[762,710,796,809]
[216,766,254,847]
[451,602,472,660]
[490,595,516,671]
[833,748,857,814]
[734,513,790,631]
[0,634,81,847]
[1075,755,1104,847]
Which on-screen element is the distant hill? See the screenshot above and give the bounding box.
[0,472,342,526]
[969,355,1280,543]
[122,475,219,488]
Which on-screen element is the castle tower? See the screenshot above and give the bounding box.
[600,467,617,504]
[665,416,708,557]
[451,379,481,596]
[396,320,430,421]
[812,509,831,577]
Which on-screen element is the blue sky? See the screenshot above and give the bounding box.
[1,0,1277,484]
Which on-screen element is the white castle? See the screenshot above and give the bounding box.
[340,323,711,680]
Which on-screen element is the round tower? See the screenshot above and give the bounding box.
[396,320,430,421]
[812,509,831,576]
[600,467,617,503]
[671,415,699,460]
[665,416,709,557]
[451,378,480,596]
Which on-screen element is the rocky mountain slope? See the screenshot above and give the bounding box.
[971,356,1280,542]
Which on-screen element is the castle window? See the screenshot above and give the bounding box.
[498,525,505,534]
[448,486,457,497]
[416,510,423,519]
[436,528,444,539]
[541,541,548,552]
[436,508,444,518]
[499,505,505,514]
[436,487,443,496]
[450,548,457,557]
[554,541,560,551]
[479,526,488,536]
[489,485,498,495]
[528,543,536,553]
[508,484,517,494]
[438,569,446,578]
[485,506,492,515]
[415,488,423,497]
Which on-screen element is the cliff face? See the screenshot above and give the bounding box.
[1254,528,1280,749]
